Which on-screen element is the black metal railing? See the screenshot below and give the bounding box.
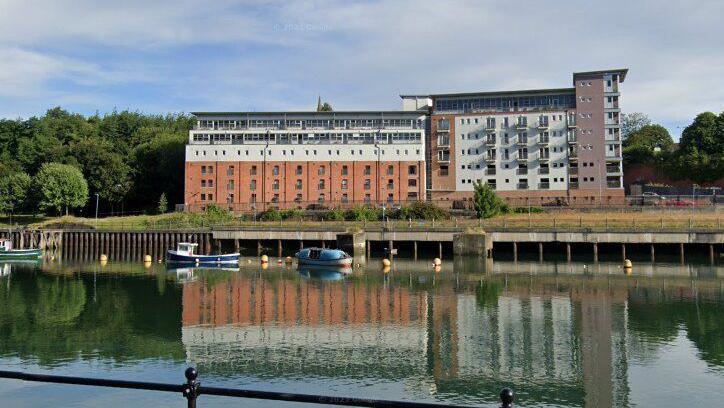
[0,368,516,408]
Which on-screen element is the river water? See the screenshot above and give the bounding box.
[0,257,722,407]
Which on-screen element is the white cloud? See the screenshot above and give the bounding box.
[0,0,722,134]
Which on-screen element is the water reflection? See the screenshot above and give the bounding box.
[0,259,722,407]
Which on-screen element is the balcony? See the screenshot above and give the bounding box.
[515,121,528,130]
[567,117,577,128]
[486,168,497,175]
[517,168,528,175]
[568,167,579,175]
[438,152,450,163]
[485,120,496,131]
[539,154,550,162]
[567,131,578,144]
[538,182,550,189]
[517,183,529,190]
[485,137,496,145]
[518,155,528,162]
[568,151,578,160]
[485,156,497,163]
[606,165,621,174]
[437,136,450,147]
[607,180,621,188]
[436,127,450,133]
[538,167,550,175]
[538,136,550,145]
[516,138,528,146]
[537,120,549,130]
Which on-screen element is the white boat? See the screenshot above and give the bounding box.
[295,248,352,267]
[166,242,239,265]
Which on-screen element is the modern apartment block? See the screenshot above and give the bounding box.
[414,69,627,207]
[184,111,427,211]
[185,69,626,211]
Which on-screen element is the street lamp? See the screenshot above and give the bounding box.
[94,193,100,226]
[692,183,699,216]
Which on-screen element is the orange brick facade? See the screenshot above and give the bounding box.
[185,160,425,212]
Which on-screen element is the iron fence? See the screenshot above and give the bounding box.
[0,368,515,408]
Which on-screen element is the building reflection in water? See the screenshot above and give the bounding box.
[177,259,724,406]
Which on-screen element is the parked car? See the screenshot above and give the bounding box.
[642,192,667,206]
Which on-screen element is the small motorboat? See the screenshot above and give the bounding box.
[295,247,352,267]
[0,239,42,260]
[166,242,239,265]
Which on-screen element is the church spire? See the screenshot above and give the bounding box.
[316,95,322,111]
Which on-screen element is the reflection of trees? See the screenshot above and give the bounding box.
[0,269,185,366]
[475,279,502,309]
[627,290,724,368]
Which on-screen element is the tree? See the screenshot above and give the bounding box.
[673,111,724,183]
[473,181,508,218]
[71,137,132,203]
[0,172,31,214]
[623,124,674,166]
[34,163,89,215]
[318,102,333,112]
[621,112,651,139]
[157,192,168,214]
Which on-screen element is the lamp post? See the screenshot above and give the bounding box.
[692,183,698,216]
[375,132,381,208]
[94,193,99,227]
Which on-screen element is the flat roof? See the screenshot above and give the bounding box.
[573,68,628,83]
[412,87,576,100]
[191,111,424,117]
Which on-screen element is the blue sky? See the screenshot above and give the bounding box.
[1,0,722,139]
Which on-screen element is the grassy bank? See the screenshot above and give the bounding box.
[1,209,721,231]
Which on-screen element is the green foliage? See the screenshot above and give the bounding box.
[623,124,675,166]
[473,180,509,219]
[318,102,333,112]
[72,137,132,203]
[345,206,382,221]
[512,206,543,214]
[621,112,652,139]
[389,201,449,220]
[324,208,346,221]
[157,193,168,214]
[280,209,304,220]
[672,111,724,183]
[202,204,233,223]
[259,208,282,221]
[34,163,89,215]
[475,280,503,309]
[0,172,31,213]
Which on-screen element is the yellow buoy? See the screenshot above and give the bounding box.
[99,254,108,262]
[261,255,269,263]
[261,262,269,270]
[285,256,293,264]
[100,259,108,267]
[623,259,632,268]
[144,254,152,263]
[382,265,391,274]
[433,257,442,266]
[381,258,391,267]
[143,260,152,269]
[434,265,442,273]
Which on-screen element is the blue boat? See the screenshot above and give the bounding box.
[295,247,352,267]
[0,239,42,260]
[166,242,239,265]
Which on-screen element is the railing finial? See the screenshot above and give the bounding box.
[500,387,514,408]
[183,367,200,408]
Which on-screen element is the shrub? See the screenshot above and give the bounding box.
[345,206,381,221]
[325,208,346,221]
[280,209,305,220]
[390,201,449,220]
[259,208,282,221]
[513,206,543,214]
[473,181,509,218]
[203,204,234,224]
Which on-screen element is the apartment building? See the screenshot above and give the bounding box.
[184,111,426,211]
[415,69,627,207]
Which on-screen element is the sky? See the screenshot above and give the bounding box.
[0,0,722,139]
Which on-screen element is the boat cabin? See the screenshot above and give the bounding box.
[176,242,198,256]
[308,248,322,259]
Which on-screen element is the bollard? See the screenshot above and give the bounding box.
[183,367,200,408]
[500,387,514,408]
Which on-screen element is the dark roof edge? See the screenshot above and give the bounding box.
[425,87,576,99]
[191,111,426,117]
[573,68,628,83]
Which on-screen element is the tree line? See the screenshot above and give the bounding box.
[0,107,193,216]
[622,111,724,184]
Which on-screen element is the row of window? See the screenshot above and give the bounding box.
[195,118,423,130]
[434,93,576,113]
[193,147,421,157]
[208,177,418,191]
[191,132,422,144]
[202,164,418,177]
[199,192,420,204]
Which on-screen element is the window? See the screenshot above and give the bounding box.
[250,166,257,175]
[296,179,302,190]
[440,165,449,176]
[408,179,417,187]
[271,194,279,203]
[250,180,256,190]
[208,193,213,201]
[364,165,371,175]
[200,193,206,200]
[387,193,394,203]
[318,179,325,190]
[272,180,279,190]
[208,166,213,174]
[364,179,371,190]
[341,193,349,203]
[387,165,394,175]
[341,165,348,176]
[341,179,348,190]
[201,180,207,187]
[318,166,325,175]
[408,165,417,175]
[318,194,325,203]
[364,194,371,204]
[296,165,302,175]
[208,180,214,187]
[201,166,206,176]
[295,194,302,202]
[273,166,279,176]
[227,193,234,203]
[387,179,394,189]
[227,180,234,190]
[250,193,256,203]
[227,166,234,176]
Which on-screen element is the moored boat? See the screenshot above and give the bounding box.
[0,239,42,260]
[166,242,239,265]
[295,247,352,267]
